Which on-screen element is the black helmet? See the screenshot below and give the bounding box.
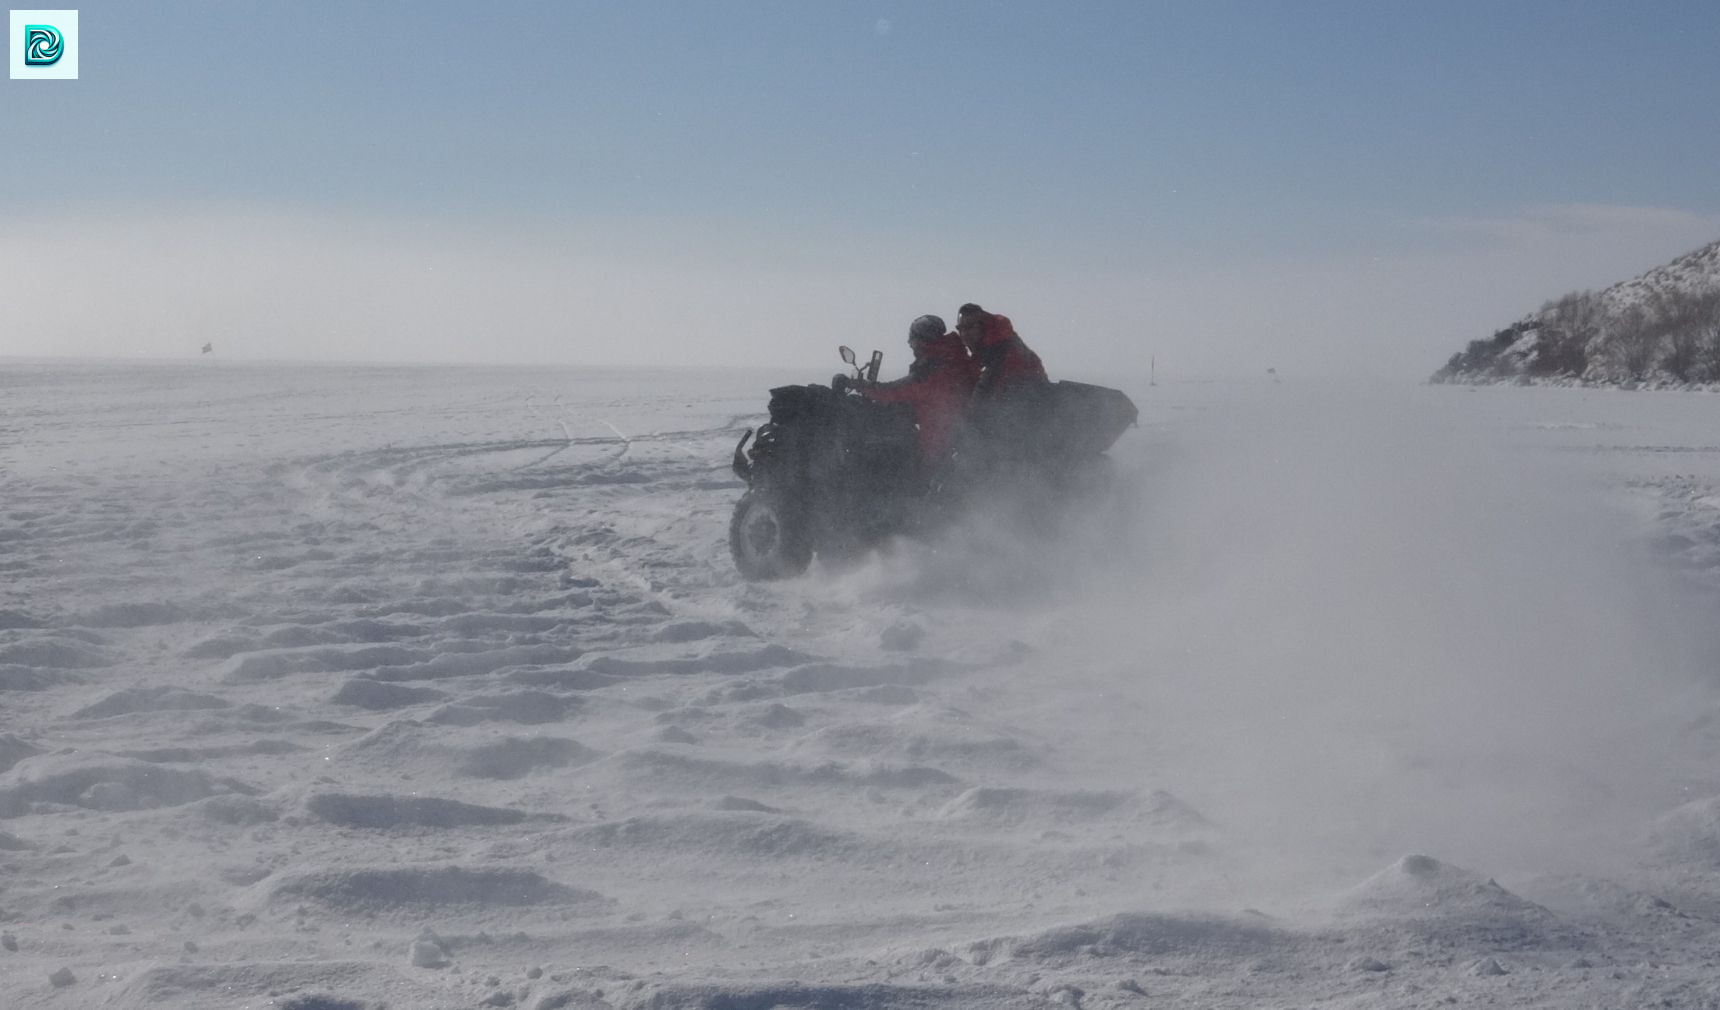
[908,314,946,344]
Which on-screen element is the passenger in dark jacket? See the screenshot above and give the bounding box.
[860,314,979,462]
[955,303,1048,402]
[953,303,1051,466]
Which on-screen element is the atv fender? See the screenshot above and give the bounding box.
[731,428,754,484]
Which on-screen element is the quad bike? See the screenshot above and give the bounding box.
[728,346,1137,580]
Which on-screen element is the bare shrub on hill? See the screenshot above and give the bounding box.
[1658,287,1720,382]
[1604,305,1659,382]
[1694,291,1720,382]
[1533,290,1601,377]
[1433,321,1538,381]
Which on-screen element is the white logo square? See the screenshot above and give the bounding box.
[10,9,78,79]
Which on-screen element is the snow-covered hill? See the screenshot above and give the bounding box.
[1601,239,1720,313]
[1432,239,1720,385]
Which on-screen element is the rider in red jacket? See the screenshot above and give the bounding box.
[860,314,980,462]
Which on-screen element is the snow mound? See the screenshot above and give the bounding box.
[936,787,1209,832]
[110,961,415,1009]
[1646,795,1720,867]
[624,981,1041,1010]
[326,616,433,641]
[458,736,600,780]
[303,791,555,830]
[276,995,370,1010]
[967,911,1285,966]
[603,747,963,794]
[0,734,44,774]
[183,633,262,659]
[848,684,922,705]
[0,665,86,691]
[334,719,599,779]
[581,642,813,678]
[71,686,232,719]
[119,738,304,763]
[221,644,434,682]
[223,640,583,684]
[647,619,757,643]
[269,865,608,912]
[711,795,784,813]
[741,702,809,730]
[1514,872,1692,921]
[774,660,952,696]
[424,689,579,726]
[0,752,251,817]
[1341,854,1532,914]
[327,678,449,710]
[1335,854,1568,949]
[0,608,47,630]
[791,716,1044,771]
[77,600,190,627]
[366,643,584,683]
[567,813,859,860]
[0,636,114,668]
[192,792,282,825]
[648,701,806,742]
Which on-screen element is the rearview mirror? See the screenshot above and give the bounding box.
[839,346,857,366]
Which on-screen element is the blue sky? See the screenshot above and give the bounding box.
[5,1,1719,377]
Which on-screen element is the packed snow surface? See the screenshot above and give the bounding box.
[8,359,1720,1008]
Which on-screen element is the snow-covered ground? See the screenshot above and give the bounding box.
[8,359,1720,1009]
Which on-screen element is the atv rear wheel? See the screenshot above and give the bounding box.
[729,486,811,580]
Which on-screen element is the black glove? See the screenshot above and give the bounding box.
[832,373,851,393]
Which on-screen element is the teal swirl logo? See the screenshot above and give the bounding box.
[25,24,63,66]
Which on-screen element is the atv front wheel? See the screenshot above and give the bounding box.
[729,487,811,580]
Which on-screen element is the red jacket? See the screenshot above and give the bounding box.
[861,332,979,460]
[970,313,1048,400]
